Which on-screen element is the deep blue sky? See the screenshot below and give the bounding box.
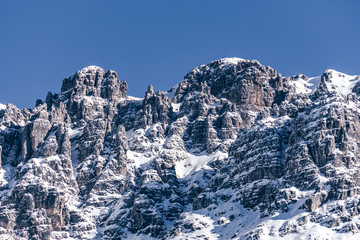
[0,1,359,108]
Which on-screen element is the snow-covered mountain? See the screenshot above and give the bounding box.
[1,58,360,239]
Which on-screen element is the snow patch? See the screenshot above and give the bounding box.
[78,65,104,76]
[127,150,153,168]
[127,95,143,102]
[0,169,8,188]
[291,76,321,94]
[171,103,181,113]
[0,103,6,110]
[220,57,246,65]
[323,69,360,95]
[307,76,322,93]
[68,127,83,139]
[175,150,227,178]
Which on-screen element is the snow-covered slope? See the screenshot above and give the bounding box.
[290,75,321,94]
[290,70,360,97]
[322,69,360,95]
[1,59,360,239]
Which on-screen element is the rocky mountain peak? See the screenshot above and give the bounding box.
[311,69,360,99]
[145,84,155,98]
[61,65,105,93]
[78,65,104,74]
[218,57,247,65]
[60,66,127,101]
[174,58,286,108]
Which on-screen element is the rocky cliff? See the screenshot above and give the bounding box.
[1,58,360,239]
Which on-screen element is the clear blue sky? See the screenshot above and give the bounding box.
[0,0,359,108]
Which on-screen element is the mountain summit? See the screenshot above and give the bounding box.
[1,58,360,239]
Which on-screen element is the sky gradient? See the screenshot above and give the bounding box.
[0,0,359,108]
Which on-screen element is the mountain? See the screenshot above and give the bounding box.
[1,58,360,239]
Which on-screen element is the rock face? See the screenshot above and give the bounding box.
[1,59,360,239]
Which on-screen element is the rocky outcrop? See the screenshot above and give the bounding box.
[61,66,127,101]
[134,85,173,129]
[175,58,289,108]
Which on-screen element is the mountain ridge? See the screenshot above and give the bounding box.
[0,58,360,239]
